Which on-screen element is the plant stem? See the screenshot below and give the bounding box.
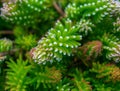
[0,31,13,35]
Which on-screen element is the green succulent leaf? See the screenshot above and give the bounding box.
[32,19,82,64]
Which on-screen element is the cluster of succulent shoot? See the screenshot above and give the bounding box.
[90,62,120,82]
[111,66,120,82]
[0,38,13,62]
[32,19,82,64]
[15,34,37,50]
[0,2,16,18]
[77,19,94,35]
[34,67,62,88]
[0,38,13,52]
[77,41,102,67]
[106,46,120,63]
[0,0,46,25]
[6,59,31,91]
[45,67,62,83]
[101,35,120,63]
[113,17,120,32]
[65,0,113,22]
[56,79,71,91]
[72,70,92,91]
[110,0,120,16]
[19,0,46,12]
[80,41,102,58]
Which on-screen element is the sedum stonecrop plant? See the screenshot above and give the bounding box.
[0,0,120,91]
[0,38,13,61]
[6,58,32,91]
[77,19,94,36]
[32,19,82,64]
[0,38,13,52]
[65,0,114,22]
[0,0,47,25]
[100,34,120,63]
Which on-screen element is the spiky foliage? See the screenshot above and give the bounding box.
[6,58,32,91]
[32,19,82,64]
[94,84,112,91]
[90,62,114,80]
[110,66,120,82]
[56,78,73,91]
[90,62,120,82]
[113,17,120,32]
[15,34,37,50]
[65,0,113,22]
[0,38,13,52]
[77,41,102,66]
[0,0,46,25]
[77,19,94,36]
[0,38,12,61]
[100,34,120,62]
[13,26,27,37]
[72,69,92,91]
[6,57,62,91]
[110,0,120,16]
[20,0,46,12]
[32,66,62,89]
[1,0,120,91]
